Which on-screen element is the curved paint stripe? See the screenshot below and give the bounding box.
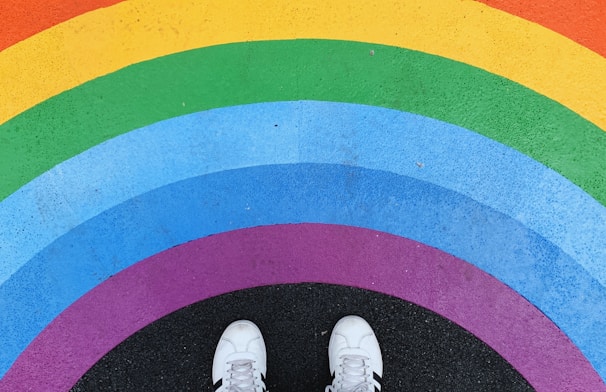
[3,224,602,391]
[1,102,604,292]
[1,1,602,59]
[0,0,123,51]
[2,0,605,130]
[1,0,603,60]
[2,165,606,382]
[2,41,605,206]
[480,0,606,58]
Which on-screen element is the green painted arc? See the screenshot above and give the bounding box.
[1,39,605,204]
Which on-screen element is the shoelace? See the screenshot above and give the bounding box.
[224,359,260,392]
[325,354,374,392]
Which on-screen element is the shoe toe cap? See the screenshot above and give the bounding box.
[212,320,267,383]
[332,316,383,374]
[223,321,265,352]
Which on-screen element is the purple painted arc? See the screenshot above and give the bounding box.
[3,163,606,383]
[2,224,601,391]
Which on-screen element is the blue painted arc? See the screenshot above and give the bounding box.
[0,101,604,286]
[1,164,606,380]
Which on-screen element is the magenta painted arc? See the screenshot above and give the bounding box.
[3,224,601,391]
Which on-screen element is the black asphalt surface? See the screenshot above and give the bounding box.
[72,284,534,391]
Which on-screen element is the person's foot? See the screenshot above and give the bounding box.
[212,320,267,392]
[325,315,383,392]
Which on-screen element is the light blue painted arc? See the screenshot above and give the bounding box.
[0,101,604,287]
[1,164,606,381]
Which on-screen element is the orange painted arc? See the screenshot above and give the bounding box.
[2,0,605,58]
[0,0,123,51]
[479,0,606,58]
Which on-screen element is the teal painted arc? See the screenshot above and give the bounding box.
[0,40,604,204]
[1,102,604,289]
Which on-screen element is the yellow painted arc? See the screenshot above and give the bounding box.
[1,0,605,130]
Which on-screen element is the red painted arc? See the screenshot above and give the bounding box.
[0,0,604,57]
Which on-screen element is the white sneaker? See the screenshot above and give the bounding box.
[325,315,383,392]
[212,320,267,392]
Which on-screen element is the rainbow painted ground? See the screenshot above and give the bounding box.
[1,1,605,390]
